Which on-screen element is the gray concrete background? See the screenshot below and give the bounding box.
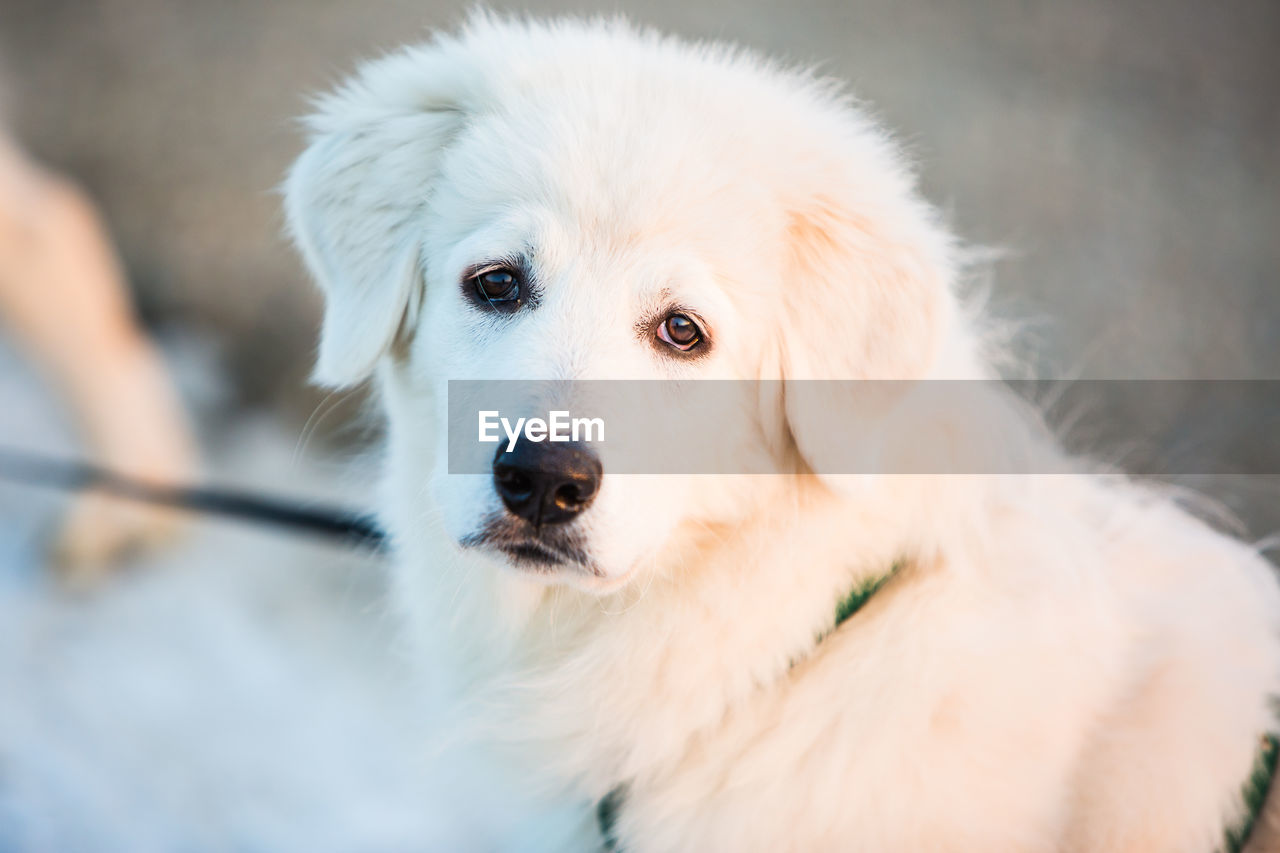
[1,0,1277,395]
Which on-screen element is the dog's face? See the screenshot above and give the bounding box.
[285,18,963,591]
[407,137,769,589]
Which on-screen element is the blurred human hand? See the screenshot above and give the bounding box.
[0,136,198,586]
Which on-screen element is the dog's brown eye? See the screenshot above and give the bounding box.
[657,313,702,351]
[471,267,521,306]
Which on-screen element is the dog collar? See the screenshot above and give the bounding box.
[1226,733,1279,853]
[596,564,1279,852]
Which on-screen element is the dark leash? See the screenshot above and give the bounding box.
[0,444,388,553]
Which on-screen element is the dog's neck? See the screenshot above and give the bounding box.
[390,471,941,799]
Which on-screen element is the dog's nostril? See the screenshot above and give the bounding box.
[554,482,585,509]
[494,466,534,501]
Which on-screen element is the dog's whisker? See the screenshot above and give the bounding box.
[292,387,356,466]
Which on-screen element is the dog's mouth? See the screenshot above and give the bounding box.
[498,538,579,566]
[459,515,599,576]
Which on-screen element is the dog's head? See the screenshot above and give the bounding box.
[285,16,975,591]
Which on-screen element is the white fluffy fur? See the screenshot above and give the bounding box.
[285,15,1280,851]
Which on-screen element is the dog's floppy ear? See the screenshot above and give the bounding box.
[283,47,474,387]
[774,150,981,480]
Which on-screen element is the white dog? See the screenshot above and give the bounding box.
[284,15,1280,852]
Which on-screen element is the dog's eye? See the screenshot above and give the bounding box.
[470,266,522,308]
[657,313,703,351]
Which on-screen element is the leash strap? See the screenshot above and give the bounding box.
[0,445,387,552]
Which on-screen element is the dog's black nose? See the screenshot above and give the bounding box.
[492,442,602,527]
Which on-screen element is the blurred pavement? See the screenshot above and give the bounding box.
[0,338,481,850]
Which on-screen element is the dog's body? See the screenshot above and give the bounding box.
[285,16,1280,851]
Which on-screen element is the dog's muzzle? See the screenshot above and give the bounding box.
[456,442,602,573]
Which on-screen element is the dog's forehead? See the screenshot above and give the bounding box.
[433,83,787,271]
